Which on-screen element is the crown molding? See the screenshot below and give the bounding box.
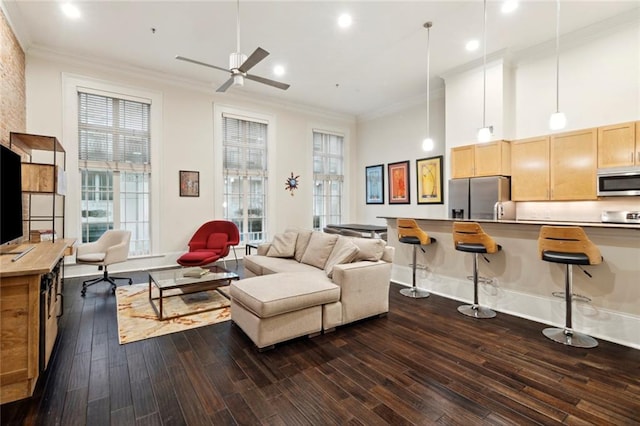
[27,45,357,125]
[358,82,445,123]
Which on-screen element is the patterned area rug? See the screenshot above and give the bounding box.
[115,283,231,344]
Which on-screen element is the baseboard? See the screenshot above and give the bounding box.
[392,265,640,350]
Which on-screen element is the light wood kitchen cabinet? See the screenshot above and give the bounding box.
[475,140,511,177]
[451,140,510,178]
[511,136,550,201]
[550,128,598,200]
[451,145,475,178]
[597,121,639,168]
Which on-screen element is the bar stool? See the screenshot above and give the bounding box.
[452,222,501,318]
[538,225,602,348]
[397,219,436,298]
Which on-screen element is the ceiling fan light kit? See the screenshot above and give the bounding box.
[175,0,289,93]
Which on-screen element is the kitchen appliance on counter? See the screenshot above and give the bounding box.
[601,210,640,224]
[597,167,640,196]
[449,176,515,220]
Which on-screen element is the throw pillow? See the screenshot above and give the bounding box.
[266,231,298,258]
[300,231,339,269]
[350,237,386,262]
[324,237,360,278]
[291,229,313,263]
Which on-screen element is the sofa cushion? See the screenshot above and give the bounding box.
[266,231,298,258]
[324,237,360,278]
[350,237,386,262]
[300,231,339,269]
[243,254,327,276]
[206,233,228,249]
[231,273,340,318]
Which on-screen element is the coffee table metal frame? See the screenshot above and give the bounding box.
[148,265,239,320]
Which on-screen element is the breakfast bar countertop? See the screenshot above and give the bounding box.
[378,216,640,230]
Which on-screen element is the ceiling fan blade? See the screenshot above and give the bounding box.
[216,77,235,93]
[245,73,290,90]
[175,55,230,73]
[238,47,269,73]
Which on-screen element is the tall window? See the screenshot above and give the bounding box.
[78,92,151,256]
[222,115,268,244]
[313,131,344,230]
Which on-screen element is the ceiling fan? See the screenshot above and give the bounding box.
[176,0,290,93]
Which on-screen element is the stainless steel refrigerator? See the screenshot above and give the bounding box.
[448,176,514,220]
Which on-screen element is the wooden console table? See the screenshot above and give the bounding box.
[0,239,74,404]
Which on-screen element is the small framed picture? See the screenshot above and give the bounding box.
[388,160,410,204]
[179,170,199,197]
[365,164,385,204]
[416,156,444,204]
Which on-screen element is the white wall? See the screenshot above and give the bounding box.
[24,51,356,273]
[355,92,447,224]
[514,22,640,139]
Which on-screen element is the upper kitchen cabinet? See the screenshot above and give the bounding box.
[597,121,639,168]
[450,140,511,178]
[550,128,598,200]
[511,136,550,201]
[451,145,475,178]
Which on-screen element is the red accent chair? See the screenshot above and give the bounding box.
[177,220,240,267]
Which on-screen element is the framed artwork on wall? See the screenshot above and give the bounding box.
[179,170,200,197]
[388,160,410,204]
[365,164,385,204]
[416,155,444,204]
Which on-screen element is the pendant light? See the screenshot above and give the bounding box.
[477,0,493,143]
[422,21,434,152]
[549,0,567,130]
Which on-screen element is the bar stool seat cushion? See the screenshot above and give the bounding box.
[399,236,436,245]
[542,250,591,265]
[455,242,502,254]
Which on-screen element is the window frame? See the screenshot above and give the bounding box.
[213,105,276,244]
[63,75,162,257]
[312,129,345,231]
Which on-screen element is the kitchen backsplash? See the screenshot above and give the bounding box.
[516,199,639,223]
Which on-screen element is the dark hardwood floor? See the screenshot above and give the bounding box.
[2,264,640,425]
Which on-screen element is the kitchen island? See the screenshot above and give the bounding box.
[381,217,640,349]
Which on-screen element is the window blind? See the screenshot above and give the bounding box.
[78,92,150,172]
[223,116,267,177]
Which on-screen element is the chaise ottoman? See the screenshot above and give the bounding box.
[230,272,340,350]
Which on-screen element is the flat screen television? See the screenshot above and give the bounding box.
[1,144,23,245]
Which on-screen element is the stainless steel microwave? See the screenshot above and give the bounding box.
[597,168,640,196]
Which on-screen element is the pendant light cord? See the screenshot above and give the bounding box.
[482,0,487,128]
[426,22,431,139]
[555,0,560,113]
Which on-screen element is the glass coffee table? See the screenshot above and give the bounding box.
[148,265,239,320]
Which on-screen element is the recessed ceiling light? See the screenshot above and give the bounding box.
[273,65,285,77]
[501,0,519,14]
[465,40,480,51]
[338,13,352,28]
[61,2,81,19]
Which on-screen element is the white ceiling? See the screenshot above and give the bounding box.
[3,1,639,118]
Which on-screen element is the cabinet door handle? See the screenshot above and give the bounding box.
[57,293,64,318]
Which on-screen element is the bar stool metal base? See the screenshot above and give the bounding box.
[457,304,496,319]
[543,327,598,348]
[400,287,430,298]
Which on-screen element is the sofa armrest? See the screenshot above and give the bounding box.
[257,243,271,256]
[331,260,392,324]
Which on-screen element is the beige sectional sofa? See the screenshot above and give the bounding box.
[230,229,394,349]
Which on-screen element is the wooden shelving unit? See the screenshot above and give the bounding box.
[9,132,66,242]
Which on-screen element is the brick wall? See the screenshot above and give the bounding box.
[0,8,26,148]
